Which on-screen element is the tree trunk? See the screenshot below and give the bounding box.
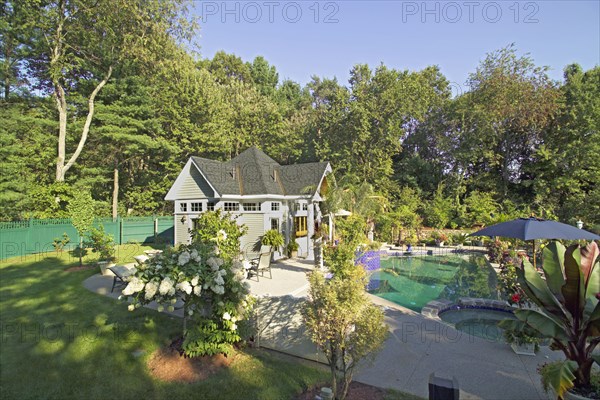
[112,162,119,220]
[55,66,113,181]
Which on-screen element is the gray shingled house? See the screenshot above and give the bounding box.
[165,147,332,260]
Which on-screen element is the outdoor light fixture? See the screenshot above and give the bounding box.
[577,219,583,229]
[180,215,187,224]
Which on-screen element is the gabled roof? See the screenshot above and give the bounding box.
[186,147,330,197]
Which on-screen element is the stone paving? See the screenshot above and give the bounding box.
[83,255,562,400]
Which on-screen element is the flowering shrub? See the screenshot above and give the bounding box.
[121,212,253,357]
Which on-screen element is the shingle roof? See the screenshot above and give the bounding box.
[191,147,329,196]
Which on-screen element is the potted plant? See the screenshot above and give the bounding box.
[286,240,299,258]
[261,229,284,254]
[502,325,541,356]
[433,231,448,247]
[499,241,600,399]
[86,225,116,275]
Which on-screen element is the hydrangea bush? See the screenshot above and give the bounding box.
[121,212,253,357]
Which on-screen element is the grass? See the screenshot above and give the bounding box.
[0,246,326,399]
[0,246,423,400]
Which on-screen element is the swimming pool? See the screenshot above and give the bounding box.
[367,254,497,312]
[438,307,515,341]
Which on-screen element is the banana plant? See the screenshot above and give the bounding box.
[500,241,599,398]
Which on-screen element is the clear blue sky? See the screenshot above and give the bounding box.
[192,0,600,89]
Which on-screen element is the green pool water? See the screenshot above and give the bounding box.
[367,254,498,312]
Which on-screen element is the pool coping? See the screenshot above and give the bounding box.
[421,297,515,320]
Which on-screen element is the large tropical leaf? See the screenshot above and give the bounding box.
[513,309,569,341]
[541,361,577,399]
[580,241,599,287]
[562,245,585,321]
[541,242,566,299]
[519,259,568,319]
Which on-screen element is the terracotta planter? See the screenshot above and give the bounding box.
[510,342,536,356]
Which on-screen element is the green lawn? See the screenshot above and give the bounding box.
[0,247,422,400]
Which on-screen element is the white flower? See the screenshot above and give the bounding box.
[122,277,145,296]
[217,229,227,241]
[190,249,200,262]
[231,323,237,331]
[214,273,224,286]
[167,306,175,312]
[170,298,177,304]
[223,312,231,320]
[188,309,194,316]
[203,283,209,289]
[211,285,225,295]
[128,304,135,311]
[158,277,174,296]
[178,251,191,266]
[191,275,199,286]
[219,269,227,277]
[207,257,223,271]
[193,286,202,296]
[157,305,164,312]
[232,261,243,271]
[176,281,192,295]
[218,301,224,307]
[144,281,159,300]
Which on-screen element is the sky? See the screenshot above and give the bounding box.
[192,0,600,90]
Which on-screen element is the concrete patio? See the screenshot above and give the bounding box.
[83,257,562,400]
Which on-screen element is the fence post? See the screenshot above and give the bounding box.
[154,216,158,244]
[119,216,123,245]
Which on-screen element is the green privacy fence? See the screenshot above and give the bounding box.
[0,216,174,261]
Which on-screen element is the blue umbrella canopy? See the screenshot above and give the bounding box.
[471,217,600,240]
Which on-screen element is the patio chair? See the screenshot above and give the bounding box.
[248,251,272,281]
[108,266,135,293]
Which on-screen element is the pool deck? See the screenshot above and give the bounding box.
[83,252,563,400]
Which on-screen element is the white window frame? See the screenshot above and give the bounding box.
[179,202,188,212]
[207,202,215,211]
[223,202,240,212]
[243,202,259,212]
[191,202,203,212]
[271,202,280,211]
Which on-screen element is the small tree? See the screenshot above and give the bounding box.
[67,191,95,266]
[303,255,388,399]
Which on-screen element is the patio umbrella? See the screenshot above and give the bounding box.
[470,217,600,267]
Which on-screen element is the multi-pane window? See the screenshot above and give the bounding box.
[270,218,279,231]
[207,202,215,211]
[294,216,308,237]
[243,203,259,211]
[223,202,240,212]
[179,202,187,212]
[271,202,280,211]
[191,202,203,212]
[302,203,308,211]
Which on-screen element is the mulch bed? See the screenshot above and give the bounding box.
[296,381,389,400]
[147,337,235,383]
[64,265,96,272]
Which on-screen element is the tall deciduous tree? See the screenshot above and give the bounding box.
[24,0,195,182]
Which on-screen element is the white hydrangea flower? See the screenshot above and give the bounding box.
[211,285,225,295]
[191,275,199,286]
[232,261,243,271]
[214,273,224,286]
[178,251,191,266]
[144,281,159,300]
[122,277,145,296]
[223,312,231,320]
[167,305,175,312]
[170,297,177,304]
[190,249,200,262]
[193,286,202,296]
[158,277,174,296]
[231,323,237,331]
[128,304,135,311]
[188,309,194,316]
[157,305,164,312]
[176,281,192,295]
[231,316,238,323]
[207,257,223,271]
[219,269,227,277]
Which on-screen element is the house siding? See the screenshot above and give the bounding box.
[179,165,214,199]
[175,215,190,245]
[238,214,265,259]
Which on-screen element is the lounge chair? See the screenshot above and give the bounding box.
[248,251,272,281]
[108,266,135,293]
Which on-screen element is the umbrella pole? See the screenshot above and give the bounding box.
[532,240,536,269]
